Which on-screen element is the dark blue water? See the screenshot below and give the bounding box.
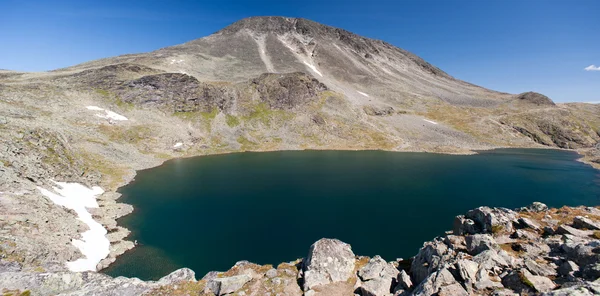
[102,149,600,280]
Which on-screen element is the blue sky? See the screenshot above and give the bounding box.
[1,0,598,102]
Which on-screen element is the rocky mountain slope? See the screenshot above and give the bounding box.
[1,16,600,295]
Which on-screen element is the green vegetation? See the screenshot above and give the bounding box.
[226,114,241,127]
[242,103,293,126]
[94,88,110,97]
[94,88,134,111]
[519,272,536,289]
[237,136,257,151]
[79,151,128,190]
[200,108,219,120]
[97,125,153,144]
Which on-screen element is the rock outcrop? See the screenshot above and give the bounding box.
[303,238,356,293]
[515,92,556,106]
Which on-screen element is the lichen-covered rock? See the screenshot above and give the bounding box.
[465,234,498,255]
[541,281,600,295]
[303,238,356,291]
[465,206,517,234]
[205,274,252,295]
[521,269,557,292]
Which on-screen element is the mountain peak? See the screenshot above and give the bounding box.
[216,16,344,37]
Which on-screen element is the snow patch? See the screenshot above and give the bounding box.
[170,59,184,65]
[303,61,323,77]
[85,106,128,121]
[173,142,183,148]
[37,182,108,272]
[423,119,438,125]
[85,106,104,111]
[357,91,370,97]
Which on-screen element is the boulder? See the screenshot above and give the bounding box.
[303,238,356,291]
[492,289,519,296]
[358,256,397,281]
[517,217,541,231]
[205,275,252,295]
[543,226,555,236]
[524,259,556,277]
[357,255,399,296]
[558,261,579,276]
[473,249,509,270]
[397,270,412,290]
[473,268,503,291]
[573,216,600,230]
[437,283,468,296]
[501,271,535,294]
[528,202,549,212]
[455,259,478,284]
[556,225,593,238]
[541,281,600,295]
[412,268,459,296]
[453,216,478,235]
[581,263,600,280]
[465,207,517,234]
[157,268,196,284]
[265,268,278,279]
[521,269,557,292]
[411,239,450,284]
[465,234,498,255]
[511,229,539,240]
[443,235,466,251]
[562,241,600,266]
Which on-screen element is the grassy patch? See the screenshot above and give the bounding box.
[593,231,600,239]
[237,136,257,151]
[242,103,294,126]
[200,108,219,120]
[97,125,153,144]
[79,151,129,190]
[145,280,205,296]
[94,88,110,97]
[226,114,241,127]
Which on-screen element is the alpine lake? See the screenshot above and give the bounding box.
[102,149,600,280]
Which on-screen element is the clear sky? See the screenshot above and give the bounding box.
[1,0,598,102]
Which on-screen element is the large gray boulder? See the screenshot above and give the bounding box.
[573,216,600,230]
[465,234,498,255]
[541,281,600,295]
[410,239,451,284]
[205,274,252,295]
[303,238,356,291]
[465,206,518,234]
[357,255,399,296]
[521,269,556,292]
[412,267,465,296]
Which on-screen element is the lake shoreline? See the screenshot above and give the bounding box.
[99,146,600,280]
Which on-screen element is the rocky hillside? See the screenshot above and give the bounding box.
[1,16,600,296]
[2,202,600,295]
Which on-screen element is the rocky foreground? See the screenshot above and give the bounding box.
[2,202,600,295]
